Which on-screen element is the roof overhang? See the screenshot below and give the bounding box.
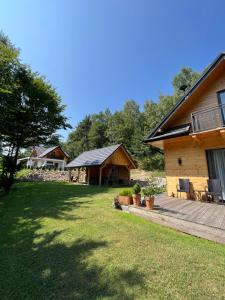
[144,53,225,144]
[144,124,190,143]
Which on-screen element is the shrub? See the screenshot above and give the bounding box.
[142,176,165,196]
[132,183,141,195]
[142,186,160,197]
[16,168,32,179]
[119,189,132,197]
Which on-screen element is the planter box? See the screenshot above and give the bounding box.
[118,195,132,206]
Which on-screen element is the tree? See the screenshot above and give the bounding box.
[64,66,201,171]
[0,33,70,190]
[88,110,110,149]
[172,67,201,97]
[66,115,92,158]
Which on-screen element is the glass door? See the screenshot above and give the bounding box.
[206,149,225,199]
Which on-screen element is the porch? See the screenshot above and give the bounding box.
[123,194,225,244]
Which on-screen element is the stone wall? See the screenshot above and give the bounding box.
[17,169,88,182]
[17,170,70,182]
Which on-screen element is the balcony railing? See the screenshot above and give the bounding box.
[191,104,225,133]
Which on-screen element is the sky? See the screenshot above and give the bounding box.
[1,0,225,139]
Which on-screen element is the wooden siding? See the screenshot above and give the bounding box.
[45,147,68,161]
[105,147,133,167]
[164,132,225,199]
[165,61,225,129]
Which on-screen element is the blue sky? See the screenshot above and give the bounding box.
[1,0,225,139]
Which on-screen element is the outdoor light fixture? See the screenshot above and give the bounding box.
[178,158,182,166]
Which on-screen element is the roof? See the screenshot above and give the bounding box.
[32,145,70,158]
[33,146,46,157]
[144,52,225,143]
[146,124,190,142]
[66,144,135,168]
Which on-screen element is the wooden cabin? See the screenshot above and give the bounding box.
[17,146,70,170]
[145,53,225,200]
[66,144,136,186]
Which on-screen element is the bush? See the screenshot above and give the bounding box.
[16,168,32,179]
[142,186,160,197]
[142,176,165,196]
[119,189,132,197]
[132,183,141,195]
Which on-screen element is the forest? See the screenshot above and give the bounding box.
[62,67,200,170]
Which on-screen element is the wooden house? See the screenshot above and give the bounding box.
[17,146,70,170]
[66,144,136,186]
[144,53,225,200]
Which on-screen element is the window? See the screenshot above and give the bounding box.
[217,90,225,105]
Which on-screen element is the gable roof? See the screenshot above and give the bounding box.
[32,146,46,157]
[32,145,70,158]
[66,144,136,168]
[144,52,225,143]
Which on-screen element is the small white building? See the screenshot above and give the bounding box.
[17,146,70,170]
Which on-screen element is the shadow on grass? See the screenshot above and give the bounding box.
[0,182,144,299]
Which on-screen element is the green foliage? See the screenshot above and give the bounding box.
[119,189,132,197]
[143,176,165,196]
[139,153,164,171]
[64,62,201,171]
[0,32,70,191]
[66,115,92,159]
[16,168,32,179]
[132,183,141,195]
[173,67,201,97]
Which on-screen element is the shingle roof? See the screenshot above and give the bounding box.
[66,144,122,168]
[33,146,46,157]
[32,146,69,158]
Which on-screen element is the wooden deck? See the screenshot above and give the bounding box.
[122,194,225,244]
[154,194,225,230]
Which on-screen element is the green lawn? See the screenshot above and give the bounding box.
[1,183,225,299]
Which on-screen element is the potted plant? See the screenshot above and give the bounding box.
[118,189,132,205]
[132,183,141,206]
[142,185,159,210]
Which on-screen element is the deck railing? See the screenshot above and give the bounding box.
[191,104,225,133]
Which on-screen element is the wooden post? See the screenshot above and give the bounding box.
[87,167,90,184]
[78,168,80,183]
[68,169,72,182]
[99,167,102,186]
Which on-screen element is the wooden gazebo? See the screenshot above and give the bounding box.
[66,144,136,186]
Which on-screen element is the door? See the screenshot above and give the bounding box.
[206,149,225,199]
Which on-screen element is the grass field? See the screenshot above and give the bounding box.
[1,182,225,299]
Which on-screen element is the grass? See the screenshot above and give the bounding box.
[1,182,225,299]
[131,169,165,180]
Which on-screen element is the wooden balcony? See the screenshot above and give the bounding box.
[191,104,225,133]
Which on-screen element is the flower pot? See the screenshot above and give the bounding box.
[145,196,154,210]
[132,194,141,206]
[118,195,132,206]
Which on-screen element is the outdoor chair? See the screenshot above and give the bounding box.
[206,179,223,203]
[177,178,190,198]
